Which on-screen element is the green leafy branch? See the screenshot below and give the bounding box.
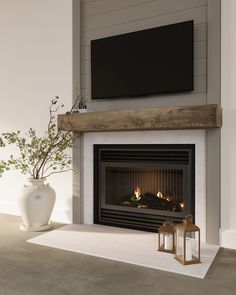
[0,96,78,179]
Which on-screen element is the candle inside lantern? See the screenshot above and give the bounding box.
[185,238,192,261]
[164,234,173,250]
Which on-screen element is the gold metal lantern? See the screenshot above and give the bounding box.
[175,215,200,265]
[158,220,175,253]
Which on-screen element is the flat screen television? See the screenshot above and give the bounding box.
[91,20,194,100]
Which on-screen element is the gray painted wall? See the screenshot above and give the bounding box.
[206,0,221,244]
[74,0,221,244]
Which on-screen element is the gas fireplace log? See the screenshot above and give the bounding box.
[121,192,177,211]
[140,193,173,210]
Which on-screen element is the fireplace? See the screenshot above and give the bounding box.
[94,144,195,232]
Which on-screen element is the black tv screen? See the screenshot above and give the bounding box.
[91,20,194,99]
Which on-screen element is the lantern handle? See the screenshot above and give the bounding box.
[185,214,193,222]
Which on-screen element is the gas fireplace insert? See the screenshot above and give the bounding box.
[94,144,195,232]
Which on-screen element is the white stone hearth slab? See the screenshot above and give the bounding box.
[28,224,219,279]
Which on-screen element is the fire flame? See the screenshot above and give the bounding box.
[156,191,172,201]
[157,191,163,199]
[134,186,141,200]
[179,202,184,208]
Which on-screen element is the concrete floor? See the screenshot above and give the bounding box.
[0,214,236,295]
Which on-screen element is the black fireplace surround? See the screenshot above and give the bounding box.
[94,144,195,232]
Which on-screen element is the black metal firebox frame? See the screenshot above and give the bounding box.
[94,144,195,232]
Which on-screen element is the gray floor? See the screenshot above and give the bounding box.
[0,214,236,295]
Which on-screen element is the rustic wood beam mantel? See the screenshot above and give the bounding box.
[58,104,222,132]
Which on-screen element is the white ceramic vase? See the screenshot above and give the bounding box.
[18,178,56,231]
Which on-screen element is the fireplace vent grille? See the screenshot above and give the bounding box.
[101,208,182,231]
[100,145,191,164]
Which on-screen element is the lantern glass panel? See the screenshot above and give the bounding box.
[176,230,184,258]
[159,233,164,249]
[163,233,173,251]
[185,231,200,261]
[158,220,175,253]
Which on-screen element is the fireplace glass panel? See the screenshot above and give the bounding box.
[104,166,185,212]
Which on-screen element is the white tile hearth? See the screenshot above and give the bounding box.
[28,224,219,279]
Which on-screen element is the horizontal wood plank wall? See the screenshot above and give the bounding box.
[80,0,207,111]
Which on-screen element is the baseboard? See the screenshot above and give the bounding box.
[0,201,20,216]
[0,201,72,224]
[220,229,236,249]
[51,207,72,224]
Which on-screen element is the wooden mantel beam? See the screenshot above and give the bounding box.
[58,104,222,132]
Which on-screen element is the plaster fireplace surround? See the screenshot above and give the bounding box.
[83,129,206,241]
[58,104,222,243]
